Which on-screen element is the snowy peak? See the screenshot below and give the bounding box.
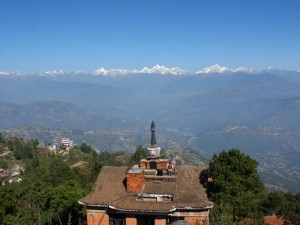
[93,67,130,76]
[1,65,299,77]
[234,66,274,74]
[0,71,22,76]
[195,65,280,74]
[44,70,65,75]
[94,64,185,76]
[139,64,185,75]
[196,64,230,74]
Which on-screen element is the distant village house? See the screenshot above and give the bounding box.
[61,138,73,148]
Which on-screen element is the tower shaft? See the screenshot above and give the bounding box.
[151,121,157,147]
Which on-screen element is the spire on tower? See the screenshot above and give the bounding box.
[147,121,161,157]
[151,121,156,147]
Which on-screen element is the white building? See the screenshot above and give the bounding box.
[61,138,73,147]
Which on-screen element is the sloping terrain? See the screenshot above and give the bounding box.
[1,71,300,191]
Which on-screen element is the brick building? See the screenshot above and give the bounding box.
[79,122,213,225]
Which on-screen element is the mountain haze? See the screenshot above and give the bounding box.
[1,68,300,191]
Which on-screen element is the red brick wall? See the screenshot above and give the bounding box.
[171,211,210,225]
[86,210,109,225]
[126,216,137,225]
[156,161,168,170]
[155,217,167,225]
[140,160,168,170]
[126,173,144,192]
[264,215,285,225]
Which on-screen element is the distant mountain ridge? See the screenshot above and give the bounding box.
[1,69,300,192]
[1,64,299,76]
[1,71,300,133]
[1,125,180,153]
[0,100,132,131]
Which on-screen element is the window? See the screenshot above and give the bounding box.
[150,162,157,169]
[136,194,173,202]
[137,216,155,225]
[109,214,125,225]
[167,217,185,225]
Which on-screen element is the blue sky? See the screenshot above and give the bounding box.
[0,0,299,73]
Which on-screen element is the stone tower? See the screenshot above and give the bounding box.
[147,121,161,157]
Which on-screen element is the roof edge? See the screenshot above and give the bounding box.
[108,205,177,214]
[78,201,108,208]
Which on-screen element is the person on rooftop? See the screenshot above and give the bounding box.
[167,161,173,176]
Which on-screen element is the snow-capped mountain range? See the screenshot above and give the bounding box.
[195,64,276,74]
[0,64,299,76]
[94,64,185,76]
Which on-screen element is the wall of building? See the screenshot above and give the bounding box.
[126,216,137,225]
[171,211,209,225]
[126,172,144,193]
[86,210,109,225]
[139,159,168,170]
[86,210,209,225]
[155,216,166,225]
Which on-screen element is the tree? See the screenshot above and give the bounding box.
[0,132,4,143]
[283,192,300,225]
[208,149,264,223]
[262,191,300,225]
[50,180,86,225]
[49,158,75,186]
[79,143,92,154]
[0,159,8,169]
[32,138,39,149]
[131,146,148,164]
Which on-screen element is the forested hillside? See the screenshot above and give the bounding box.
[0,135,299,224]
[0,135,130,224]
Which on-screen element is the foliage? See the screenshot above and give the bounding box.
[99,150,129,166]
[208,149,264,223]
[262,191,300,225]
[0,159,8,169]
[49,158,75,187]
[0,158,87,225]
[31,156,40,168]
[79,143,93,154]
[32,138,39,149]
[2,137,35,160]
[0,136,137,224]
[131,146,148,164]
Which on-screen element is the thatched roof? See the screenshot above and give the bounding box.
[79,165,213,212]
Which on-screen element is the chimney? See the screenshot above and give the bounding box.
[126,166,144,193]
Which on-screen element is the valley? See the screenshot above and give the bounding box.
[1,70,300,192]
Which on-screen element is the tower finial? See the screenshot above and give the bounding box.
[151,121,156,147]
[147,121,161,157]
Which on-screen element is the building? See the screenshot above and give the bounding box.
[79,122,213,225]
[60,138,73,148]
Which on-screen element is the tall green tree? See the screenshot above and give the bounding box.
[131,146,148,164]
[79,143,93,154]
[208,149,264,223]
[49,158,75,187]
